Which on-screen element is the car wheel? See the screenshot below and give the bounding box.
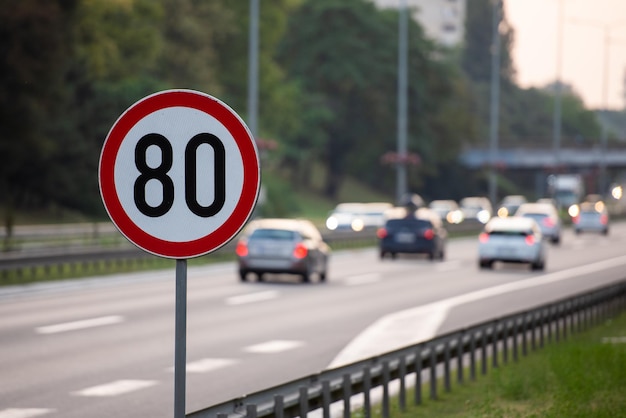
[551,236,560,245]
[380,250,386,260]
[603,229,609,236]
[319,270,327,282]
[239,270,248,282]
[531,260,545,271]
[439,248,445,261]
[479,260,492,269]
[575,229,581,235]
[390,252,397,260]
[301,265,311,283]
[256,272,264,282]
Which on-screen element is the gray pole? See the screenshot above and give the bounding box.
[552,0,563,171]
[248,0,259,138]
[396,0,409,204]
[599,26,610,194]
[488,0,502,206]
[174,259,188,418]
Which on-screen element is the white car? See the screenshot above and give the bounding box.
[478,217,546,271]
[515,202,562,245]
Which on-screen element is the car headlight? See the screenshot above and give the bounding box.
[497,207,509,218]
[351,218,364,232]
[568,204,579,218]
[477,210,491,224]
[326,216,338,230]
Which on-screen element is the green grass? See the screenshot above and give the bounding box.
[366,311,626,418]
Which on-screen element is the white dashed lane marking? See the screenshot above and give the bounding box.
[344,274,381,286]
[35,315,124,334]
[225,291,279,306]
[73,380,157,397]
[244,340,304,353]
[0,409,54,418]
[166,358,239,373]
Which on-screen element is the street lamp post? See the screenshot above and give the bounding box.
[396,0,409,205]
[552,0,564,170]
[488,0,502,207]
[568,18,626,194]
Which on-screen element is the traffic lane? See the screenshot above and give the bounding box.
[436,258,626,336]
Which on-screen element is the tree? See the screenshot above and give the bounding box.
[279,0,478,199]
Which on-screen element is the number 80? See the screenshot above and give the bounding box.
[133,133,226,218]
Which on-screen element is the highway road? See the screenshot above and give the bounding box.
[1,223,625,418]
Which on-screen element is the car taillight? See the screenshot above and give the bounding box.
[600,214,608,225]
[525,235,535,246]
[572,215,580,224]
[377,228,388,239]
[423,229,435,240]
[479,232,489,243]
[542,217,555,227]
[235,241,248,257]
[293,243,308,259]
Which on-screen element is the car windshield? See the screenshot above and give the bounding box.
[488,230,529,237]
[249,229,296,240]
[386,219,432,230]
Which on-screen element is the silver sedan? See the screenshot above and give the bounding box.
[236,218,331,283]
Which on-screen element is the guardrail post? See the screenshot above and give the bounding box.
[502,321,509,364]
[322,380,331,418]
[481,328,487,375]
[492,322,499,369]
[456,332,464,384]
[362,369,371,418]
[429,346,437,400]
[342,374,351,418]
[414,346,422,405]
[274,395,284,418]
[246,404,257,418]
[443,339,451,393]
[399,356,407,411]
[382,361,390,418]
[470,331,477,380]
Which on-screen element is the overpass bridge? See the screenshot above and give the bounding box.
[458,146,626,197]
[459,146,626,170]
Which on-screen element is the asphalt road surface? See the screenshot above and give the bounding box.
[1,222,625,418]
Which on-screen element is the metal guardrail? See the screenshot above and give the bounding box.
[187,280,626,418]
[0,221,483,278]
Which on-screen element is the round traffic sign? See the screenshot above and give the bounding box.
[99,89,260,259]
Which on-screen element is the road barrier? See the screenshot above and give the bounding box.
[187,280,626,418]
[0,221,483,282]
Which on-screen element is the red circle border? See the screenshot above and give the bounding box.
[98,90,260,259]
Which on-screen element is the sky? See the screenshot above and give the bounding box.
[505,0,626,110]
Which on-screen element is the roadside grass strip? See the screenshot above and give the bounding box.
[357,311,626,418]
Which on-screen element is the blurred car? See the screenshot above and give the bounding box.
[496,195,528,218]
[478,216,546,270]
[236,218,330,282]
[377,208,447,260]
[460,196,493,224]
[428,200,463,224]
[572,201,609,235]
[325,202,392,232]
[515,202,562,244]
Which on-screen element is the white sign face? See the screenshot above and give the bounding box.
[99,90,260,259]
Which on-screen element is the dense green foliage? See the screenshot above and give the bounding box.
[0,0,607,230]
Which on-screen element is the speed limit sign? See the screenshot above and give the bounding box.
[98,89,260,259]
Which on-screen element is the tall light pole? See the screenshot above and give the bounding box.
[488,0,502,207]
[568,19,626,193]
[396,0,409,204]
[248,0,259,139]
[552,0,564,170]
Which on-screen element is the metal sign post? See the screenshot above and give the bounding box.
[98,89,260,418]
[174,259,187,418]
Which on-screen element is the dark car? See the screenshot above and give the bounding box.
[236,218,330,283]
[377,208,447,260]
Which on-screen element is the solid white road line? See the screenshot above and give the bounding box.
[329,254,626,368]
[0,409,53,418]
[243,340,304,353]
[225,291,279,306]
[35,315,124,334]
[72,380,158,397]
